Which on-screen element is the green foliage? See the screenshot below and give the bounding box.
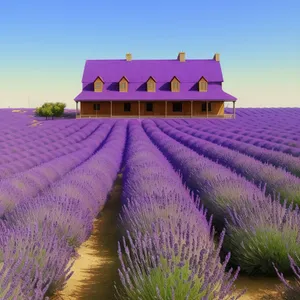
[224,227,300,275]
[35,102,66,120]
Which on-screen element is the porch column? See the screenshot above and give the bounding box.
[191,101,193,118]
[233,101,236,119]
[206,101,208,118]
[165,101,167,118]
[138,101,140,118]
[76,101,78,117]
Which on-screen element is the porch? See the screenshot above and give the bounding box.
[75,100,236,119]
[76,114,235,119]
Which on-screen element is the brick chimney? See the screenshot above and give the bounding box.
[177,52,185,62]
[213,53,220,61]
[126,53,132,61]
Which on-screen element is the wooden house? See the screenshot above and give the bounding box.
[74,52,237,118]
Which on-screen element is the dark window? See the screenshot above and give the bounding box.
[146,102,153,112]
[173,102,182,112]
[201,103,212,112]
[93,103,100,111]
[124,102,131,112]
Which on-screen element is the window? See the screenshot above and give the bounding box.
[120,82,126,90]
[94,103,100,111]
[124,102,131,112]
[148,82,154,91]
[173,102,182,112]
[201,103,212,112]
[171,78,180,92]
[146,102,153,112]
[94,77,104,92]
[119,78,128,92]
[94,81,103,91]
[172,81,179,91]
[147,77,156,92]
[199,78,208,92]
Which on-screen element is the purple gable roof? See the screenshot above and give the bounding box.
[81,59,224,83]
[74,58,237,102]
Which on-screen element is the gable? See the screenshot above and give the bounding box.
[147,76,156,83]
[119,76,129,83]
[171,76,180,83]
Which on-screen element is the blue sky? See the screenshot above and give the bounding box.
[0,0,299,108]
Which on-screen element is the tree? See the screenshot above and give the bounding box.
[35,102,66,120]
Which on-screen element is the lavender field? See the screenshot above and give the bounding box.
[0,108,300,300]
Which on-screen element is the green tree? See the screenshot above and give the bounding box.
[35,102,66,120]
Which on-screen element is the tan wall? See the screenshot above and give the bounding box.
[80,101,225,117]
[140,102,165,116]
[166,101,191,116]
[112,101,138,116]
[192,101,224,116]
[81,102,111,116]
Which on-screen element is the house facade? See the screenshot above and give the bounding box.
[74,52,237,118]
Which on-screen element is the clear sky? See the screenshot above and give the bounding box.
[0,0,299,109]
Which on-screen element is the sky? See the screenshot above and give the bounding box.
[0,0,299,109]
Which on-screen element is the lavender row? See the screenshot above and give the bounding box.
[0,122,105,179]
[196,121,300,151]
[185,119,300,153]
[116,120,242,299]
[233,109,300,130]
[0,118,77,145]
[0,120,90,154]
[203,117,300,144]
[154,120,300,205]
[143,119,300,275]
[196,121,300,155]
[169,120,300,177]
[0,121,127,299]
[212,110,300,137]
[0,122,114,216]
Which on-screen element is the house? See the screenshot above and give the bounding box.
[74,52,237,118]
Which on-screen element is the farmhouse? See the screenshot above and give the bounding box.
[74,52,237,118]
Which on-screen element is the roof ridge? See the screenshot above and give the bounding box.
[85,59,215,61]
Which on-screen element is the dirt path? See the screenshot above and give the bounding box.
[54,172,293,300]
[55,173,123,300]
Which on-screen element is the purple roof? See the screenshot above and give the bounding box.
[74,58,237,102]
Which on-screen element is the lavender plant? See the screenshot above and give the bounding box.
[172,122,300,177]
[116,120,242,299]
[225,198,300,275]
[0,222,74,298]
[4,195,94,248]
[275,255,300,299]
[116,223,244,300]
[142,120,300,275]
[153,119,300,205]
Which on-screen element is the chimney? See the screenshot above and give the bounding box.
[177,52,185,62]
[126,53,132,61]
[213,53,220,62]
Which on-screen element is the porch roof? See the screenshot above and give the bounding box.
[75,84,236,102]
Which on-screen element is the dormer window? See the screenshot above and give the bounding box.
[171,76,180,92]
[119,76,129,92]
[94,77,104,92]
[199,77,208,92]
[147,76,156,92]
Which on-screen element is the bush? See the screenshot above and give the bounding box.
[36,102,66,120]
